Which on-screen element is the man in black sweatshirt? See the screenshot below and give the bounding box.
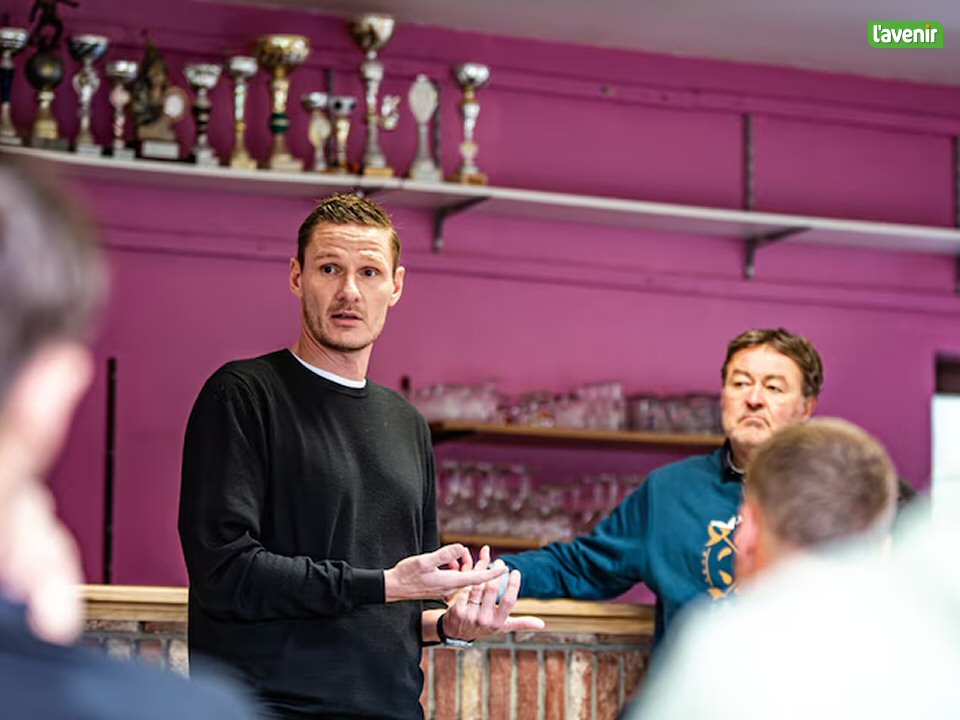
[179,193,543,719]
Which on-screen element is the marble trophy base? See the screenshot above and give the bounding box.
[0,134,23,146]
[408,163,442,182]
[261,152,302,173]
[104,145,136,161]
[138,139,180,161]
[190,147,219,167]
[27,135,69,151]
[229,154,257,171]
[449,169,487,185]
[74,142,103,157]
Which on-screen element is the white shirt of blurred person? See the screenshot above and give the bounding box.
[628,418,901,720]
[0,156,257,720]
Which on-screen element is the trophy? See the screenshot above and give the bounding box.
[347,14,400,177]
[226,55,256,170]
[129,40,187,160]
[24,0,76,151]
[406,74,441,182]
[328,95,356,174]
[255,34,309,172]
[184,63,221,166]
[0,28,29,145]
[450,63,490,185]
[301,91,330,172]
[68,34,108,156]
[103,59,137,160]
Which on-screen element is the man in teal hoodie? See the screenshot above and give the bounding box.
[503,328,823,643]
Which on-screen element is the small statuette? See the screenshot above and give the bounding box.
[129,40,187,161]
[406,74,441,182]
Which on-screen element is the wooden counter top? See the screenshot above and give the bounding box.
[80,585,654,636]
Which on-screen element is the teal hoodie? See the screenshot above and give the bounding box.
[504,447,743,643]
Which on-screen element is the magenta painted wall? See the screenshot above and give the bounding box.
[5,0,960,586]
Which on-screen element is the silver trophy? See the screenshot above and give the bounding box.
[184,63,221,166]
[406,74,441,182]
[69,34,109,156]
[302,91,330,172]
[0,27,29,145]
[104,60,137,160]
[226,55,256,170]
[347,14,399,177]
[328,95,356,174]
[450,63,490,185]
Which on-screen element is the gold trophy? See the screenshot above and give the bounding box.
[347,14,399,177]
[68,34,109,156]
[255,34,309,172]
[0,28,29,145]
[226,55,257,170]
[301,91,330,172]
[450,63,490,185]
[328,95,356,174]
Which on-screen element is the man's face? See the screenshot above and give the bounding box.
[721,344,815,464]
[289,223,404,355]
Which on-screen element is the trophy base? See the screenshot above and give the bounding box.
[261,154,303,173]
[190,147,220,167]
[362,166,395,178]
[105,146,136,162]
[449,170,488,186]
[229,155,258,171]
[74,142,103,157]
[27,136,70,152]
[139,140,181,161]
[408,166,443,183]
[0,134,23,147]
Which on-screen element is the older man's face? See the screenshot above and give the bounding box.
[721,344,815,466]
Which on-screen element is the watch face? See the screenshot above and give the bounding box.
[164,88,187,120]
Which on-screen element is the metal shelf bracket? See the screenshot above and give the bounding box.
[433,196,490,253]
[743,227,807,280]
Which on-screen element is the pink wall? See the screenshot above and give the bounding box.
[5,0,960,585]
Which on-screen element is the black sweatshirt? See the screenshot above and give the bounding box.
[179,350,438,719]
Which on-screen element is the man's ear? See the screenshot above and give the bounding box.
[802,396,817,422]
[389,265,405,307]
[289,257,303,299]
[1,343,93,474]
[734,499,762,585]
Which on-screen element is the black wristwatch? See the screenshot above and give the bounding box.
[436,612,474,649]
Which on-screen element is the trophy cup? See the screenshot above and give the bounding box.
[68,34,109,156]
[347,14,400,177]
[328,95,356,174]
[0,28,29,146]
[255,34,309,172]
[184,63,221,166]
[24,1,74,151]
[129,40,187,161]
[103,59,137,160]
[450,63,490,185]
[301,92,330,172]
[226,55,256,170]
[406,74,441,182]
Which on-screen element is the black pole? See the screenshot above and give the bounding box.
[102,357,117,584]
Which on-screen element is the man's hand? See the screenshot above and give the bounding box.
[441,545,545,640]
[384,543,507,602]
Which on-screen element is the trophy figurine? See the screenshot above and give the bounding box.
[184,63,221,166]
[328,95,356,174]
[301,92,330,172]
[0,28,29,145]
[24,0,78,151]
[68,34,108,156]
[226,55,257,170]
[129,40,187,160]
[347,14,400,177]
[255,34,309,172]
[450,63,490,185]
[103,59,137,160]
[406,74,441,182]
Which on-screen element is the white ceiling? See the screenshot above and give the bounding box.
[219,0,960,87]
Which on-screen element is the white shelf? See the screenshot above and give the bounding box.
[5,144,960,258]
